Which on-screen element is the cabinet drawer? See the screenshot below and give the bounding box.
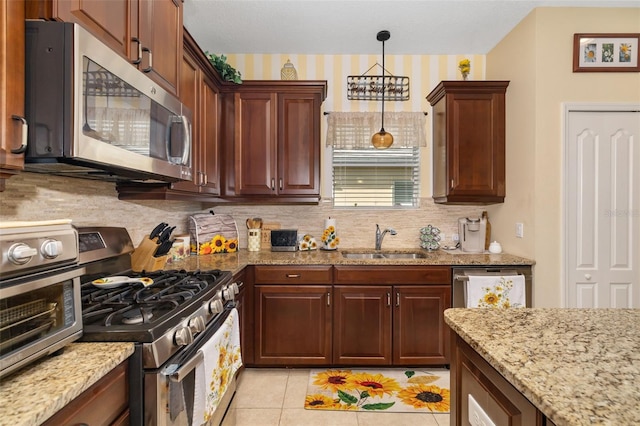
[334,265,451,284]
[254,265,333,284]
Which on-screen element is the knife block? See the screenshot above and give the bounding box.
[131,236,168,273]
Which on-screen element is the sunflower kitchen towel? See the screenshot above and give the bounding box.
[192,308,242,425]
[466,275,525,308]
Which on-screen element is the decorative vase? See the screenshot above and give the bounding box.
[280,59,298,80]
[462,72,469,81]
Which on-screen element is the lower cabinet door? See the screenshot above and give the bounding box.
[254,285,331,365]
[393,285,451,365]
[333,285,392,365]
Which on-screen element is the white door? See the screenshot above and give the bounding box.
[565,106,640,308]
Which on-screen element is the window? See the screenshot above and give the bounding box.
[326,111,426,208]
[332,147,420,207]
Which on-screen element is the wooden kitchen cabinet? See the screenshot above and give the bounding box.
[333,285,392,365]
[26,0,183,95]
[0,0,26,190]
[220,81,327,203]
[42,359,129,426]
[334,265,451,366]
[253,266,332,365]
[426,81,509,205]
[451,336,544,426]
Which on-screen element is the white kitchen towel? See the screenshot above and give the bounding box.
[466,275,525,308]
[192,308,243,426]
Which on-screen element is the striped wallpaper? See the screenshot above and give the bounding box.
[225,54,486,114]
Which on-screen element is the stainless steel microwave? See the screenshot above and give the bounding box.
[24,21,192,182]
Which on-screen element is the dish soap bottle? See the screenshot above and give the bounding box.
[482,211,491,251]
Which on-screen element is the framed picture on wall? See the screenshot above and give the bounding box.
[573,33,640,72]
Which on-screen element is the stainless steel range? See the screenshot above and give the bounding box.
[77,227,241,426]
[0,220,83,379]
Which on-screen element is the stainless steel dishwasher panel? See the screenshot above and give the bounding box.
[452,267,533,308]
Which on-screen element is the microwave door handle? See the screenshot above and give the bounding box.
[181,115,190,165]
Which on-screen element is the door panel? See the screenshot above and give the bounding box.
[566,109,640,308]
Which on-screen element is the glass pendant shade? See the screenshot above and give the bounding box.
[371,129,394,149]
[373,30,393,149]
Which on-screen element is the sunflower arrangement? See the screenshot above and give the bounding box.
[458,58,471,80]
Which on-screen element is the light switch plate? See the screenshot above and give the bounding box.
[515,222,524,238]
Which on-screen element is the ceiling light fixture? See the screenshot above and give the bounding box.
[371,30,393,149]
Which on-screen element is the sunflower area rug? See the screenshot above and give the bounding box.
[304,368,450,414]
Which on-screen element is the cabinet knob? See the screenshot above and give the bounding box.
[585,274,592,280]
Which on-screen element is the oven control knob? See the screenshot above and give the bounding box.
[41,239,63,259]
[8,243,38,265]
[173,326,193,346]
[208,298,224,315]
[188,316,206,334]
[222,286,234,302]
[230,282,240,294]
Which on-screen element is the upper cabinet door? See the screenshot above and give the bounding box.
[427,81,509,205]
[1,0,27,190]
[234,91,278,195]
[277,93,321,196]
[31,0,132,58]
[136,0,182,95]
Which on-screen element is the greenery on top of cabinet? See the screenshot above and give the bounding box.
[205,52,242,84]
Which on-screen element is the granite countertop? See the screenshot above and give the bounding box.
[0,342,135,426]
[167,248,534,274]
[444,308,640,425]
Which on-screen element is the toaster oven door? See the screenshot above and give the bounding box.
[0,266,84,378]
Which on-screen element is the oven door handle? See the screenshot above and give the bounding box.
[165,351,203,382]
[162,306,233,382]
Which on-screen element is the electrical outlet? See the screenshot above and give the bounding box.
[468,394,496,426]
[515,222,524,238]
[452,233,459,242]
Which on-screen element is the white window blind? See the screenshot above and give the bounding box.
[332,147,420,208]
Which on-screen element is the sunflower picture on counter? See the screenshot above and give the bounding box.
[194,234,238,255]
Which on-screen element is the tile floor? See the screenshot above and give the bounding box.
[221,368,450,426]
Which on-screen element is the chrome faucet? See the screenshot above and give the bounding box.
[375,224,397,250]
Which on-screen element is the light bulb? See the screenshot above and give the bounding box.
[371,130,394,149]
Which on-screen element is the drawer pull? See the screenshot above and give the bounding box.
[286,274,301,278]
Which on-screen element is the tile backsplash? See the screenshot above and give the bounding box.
[1,173,482,249]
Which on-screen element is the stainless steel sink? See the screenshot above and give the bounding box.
[341,251,428,260]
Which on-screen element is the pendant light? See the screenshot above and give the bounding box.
[371,30,394,149]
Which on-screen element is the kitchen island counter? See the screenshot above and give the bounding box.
[168,248,534,275]
[444,308,640,425]
[0,342,134,426]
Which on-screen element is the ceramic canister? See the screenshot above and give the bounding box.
[248,229,261,252]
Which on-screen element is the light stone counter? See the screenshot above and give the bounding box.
[0,342,135,426]
[167,248,534,274]
[444,308,640,425]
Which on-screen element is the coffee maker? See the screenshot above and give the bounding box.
[458,217,487,253]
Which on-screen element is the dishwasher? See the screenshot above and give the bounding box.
[452,266,533,308]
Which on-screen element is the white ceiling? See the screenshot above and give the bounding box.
[183,0,637,56]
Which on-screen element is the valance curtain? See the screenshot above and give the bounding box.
[325,111,427,149]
